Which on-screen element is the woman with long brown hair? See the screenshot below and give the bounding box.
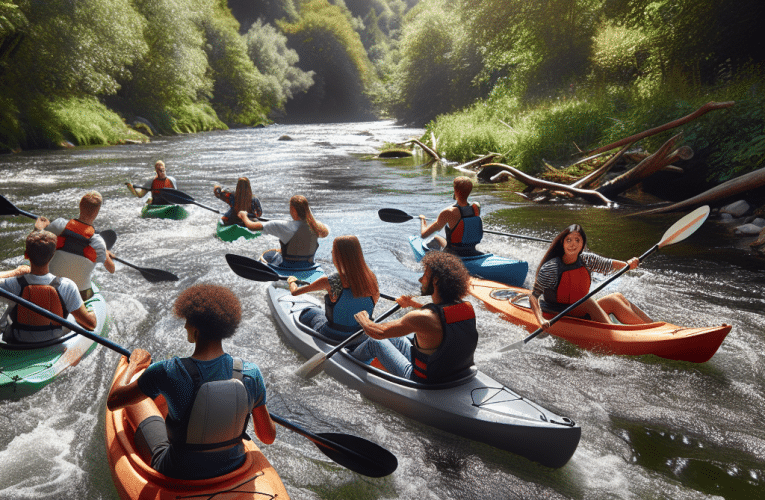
[213,177,263,226]
[286,235,379,341]
[239,195,329,267]
[529,224,651,331]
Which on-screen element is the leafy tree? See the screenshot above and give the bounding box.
[227,0,298,32]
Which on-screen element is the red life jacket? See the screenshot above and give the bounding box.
[7,276,69,343]
[411,301,478,383]
[151,177,174,197]
[56,219,97,263]
[544,257,591,305]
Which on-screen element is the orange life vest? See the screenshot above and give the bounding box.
[151,177,174,204]
[543,257,591,305]
[7,276,69,343]
[56,219,97,263]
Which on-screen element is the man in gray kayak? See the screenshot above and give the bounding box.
[418,176,483,257]
[350,251,478,383]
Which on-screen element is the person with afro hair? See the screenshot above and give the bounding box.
[107,283,275,480]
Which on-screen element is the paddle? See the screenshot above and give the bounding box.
[378,208,552,243]
[0,289,397,477]
[159,188,271,222]
[99,230,179,283]
[225,253,397,301]
[0,194,40,219]
[497,205,711,353]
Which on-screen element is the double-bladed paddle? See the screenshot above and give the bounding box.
[497,205,711,353]
[0,194,40,219]
[158,188,271,222]
[0,287,396,477]
[378,208,552,243]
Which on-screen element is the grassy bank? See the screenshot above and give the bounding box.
[426,72,765,185]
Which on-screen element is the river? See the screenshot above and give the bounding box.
[0,121,763,499]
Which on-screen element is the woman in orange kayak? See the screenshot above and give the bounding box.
[106,283,276,480]
[529,224,651,330]
[213,177,263,226]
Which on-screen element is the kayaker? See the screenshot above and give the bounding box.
[213,177,263,226]
[106,283,276,480]
[529,223,652,329]
[287,235,379,341]
[125,160,178,205]
[418,176,483,257]
[0,224,97,343]
[238,194,329,266]
[36,191,116,301]
[350,251,478,383]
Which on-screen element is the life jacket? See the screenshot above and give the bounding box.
[325,288,374,332]
[166,357,254,452]
[445,204,482,255]
[5,276,69,343]
[280,221,319,263]
[543,257,591,305]
[151,177,174,205]
[56,219,97,263]
[411,301,478,383]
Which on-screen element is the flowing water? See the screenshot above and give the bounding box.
[0,121,763,499]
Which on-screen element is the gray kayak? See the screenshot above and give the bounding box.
[266,283,581,468]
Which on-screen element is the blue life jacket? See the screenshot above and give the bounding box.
[325,288,375,332]
[445,204,482,256]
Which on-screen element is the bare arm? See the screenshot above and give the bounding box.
[72,303,98,331]
[528,294,551,332]
[354,307,439,341]
[251,405,276,445]
[34,216,50,231]
[611,257,639,272]
[104,251,116,274]
[420,209,452,239]
[106,349,152,411]
[288,275,330,297]
[0,265,30,279]
[238,211,264,231]
[125,182,148,198]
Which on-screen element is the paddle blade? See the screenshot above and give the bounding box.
[158,188,194,205]
[498,339,526,353]
[225,253,281,281]
[378,208,414,223]
[98,230,117,250]
[315,432,398,477]
[139,268,179,282]
[658,205,710,249]
[0,195,20,216]
[295,351,328,379]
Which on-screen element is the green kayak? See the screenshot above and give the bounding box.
[0,283,109,398]
[215,221,261,242]
[140,204,189,220]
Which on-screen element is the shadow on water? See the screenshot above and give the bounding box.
[613,419,764,500]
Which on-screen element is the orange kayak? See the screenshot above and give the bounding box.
[469,278,731,363]
[104,358,290,499]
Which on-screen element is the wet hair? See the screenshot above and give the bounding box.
[173,283,242,341]
[453,176,473,198]
[25,230,57,266]
[535,224,588,281]
[290,195,329,237]
[332,235,379,301]
[79,191,102,214]
[421,251,471,303]
[233,177,254,217]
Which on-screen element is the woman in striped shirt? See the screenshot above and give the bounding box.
[529,224,651,331]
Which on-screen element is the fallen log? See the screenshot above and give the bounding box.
[453,153,501,175]
[583,101,734,156]
[572,142,634,189]
[634,166,765,215]
[406,138,440,161]
[478,163,614,205]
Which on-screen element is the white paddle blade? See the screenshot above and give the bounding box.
[498,339,526,353]
[295,351,328,379]
[658,205,710,248]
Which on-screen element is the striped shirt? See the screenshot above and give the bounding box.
[532,252,614,298]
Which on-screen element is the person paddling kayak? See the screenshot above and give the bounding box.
[287,235,379,342]
[238,195,329,267]
[529,223,651,331]
[0,226,96,343]
[418,176,483,257]
[126,160,178,205]
[350,252,478,383]
[35,191,116,301]
[106,283,276,480]
[213,177,263,226]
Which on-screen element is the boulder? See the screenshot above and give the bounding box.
[278,135,293,141]
[734,223,763,235]
[720,200,751,218]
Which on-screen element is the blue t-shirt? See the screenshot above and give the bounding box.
[137,354,267,478]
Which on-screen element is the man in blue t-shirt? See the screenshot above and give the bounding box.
[107,283,275,480]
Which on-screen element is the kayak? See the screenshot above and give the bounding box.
[267,283,581,468]
[259,249,325,284]
[140,204,189,220]
[105,358,290,500]
[216,221,260,242]
[0,282,109,398]
[409,235,528,287]
[469,278,732,363]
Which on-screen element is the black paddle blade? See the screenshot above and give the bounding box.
[378,208,414,223]
[158,188,194,204]
[225,253,281,281]
[0,195,20,216]
[140,268,179,283]
[98,230,117,250]
[316,432,398,478]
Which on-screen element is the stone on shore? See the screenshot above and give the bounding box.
[720,200,751,218]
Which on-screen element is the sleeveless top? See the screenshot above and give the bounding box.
[444,204,483,256]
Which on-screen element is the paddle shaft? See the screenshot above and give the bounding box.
[322,303,402,360]
[0,285,130,357]
[159,188,271,221]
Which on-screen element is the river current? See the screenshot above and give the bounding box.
[0,121,763,499]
